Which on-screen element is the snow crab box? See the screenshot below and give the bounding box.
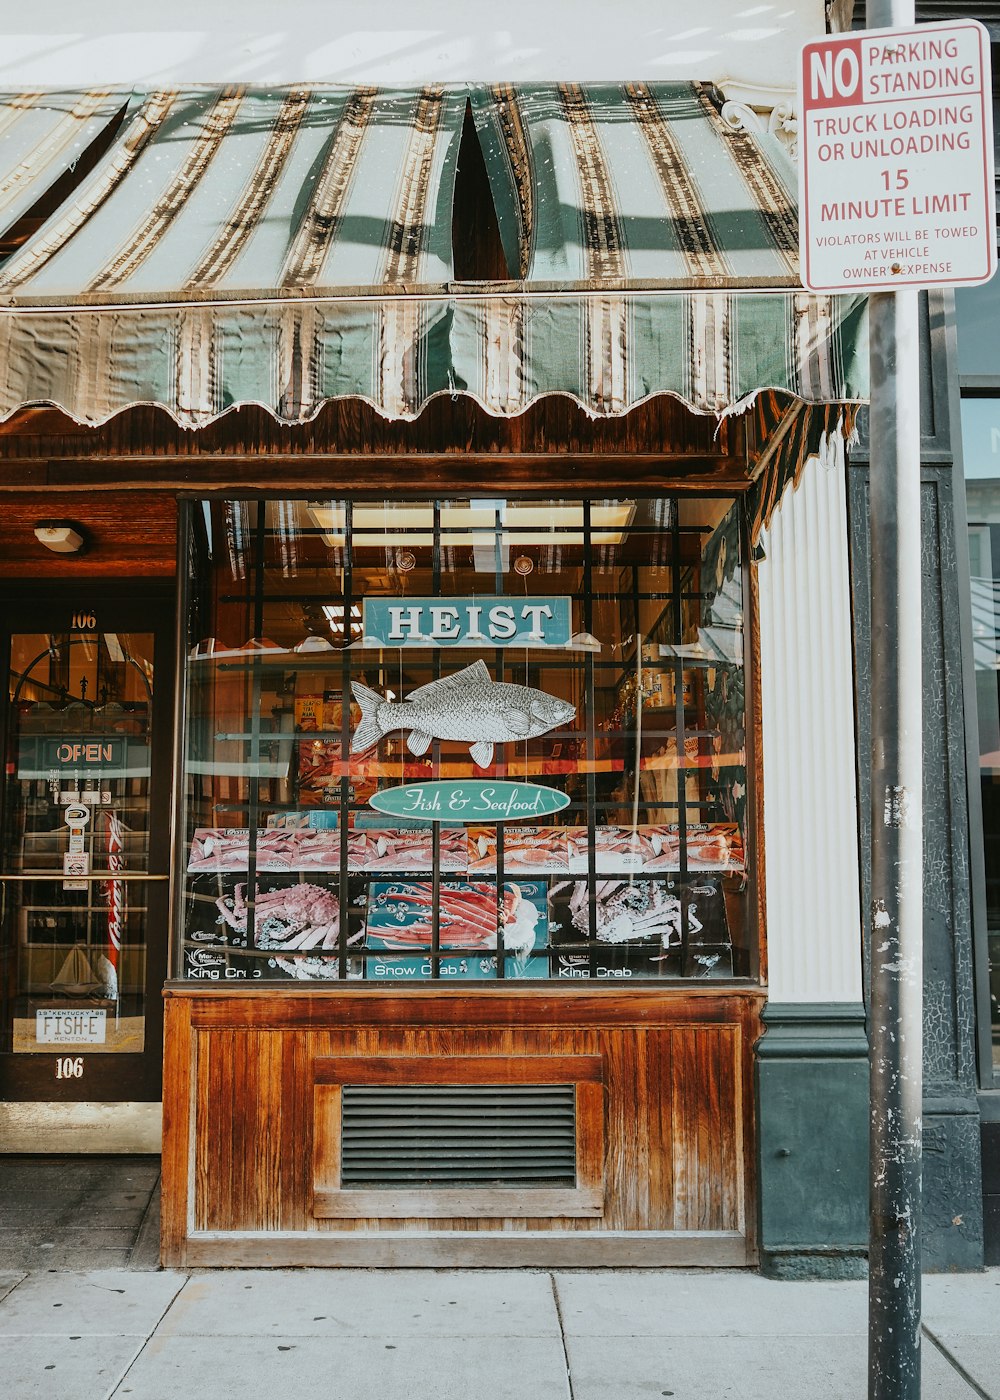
[365,880,548,981]
[466,825,570,875]
[563,823,745,875]
[570,826,652,874]
[187,826,343,873]
[350,825,467,873]
[297,739,378,806]
[265,811,339,831]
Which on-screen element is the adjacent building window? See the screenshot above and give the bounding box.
[177,496,753,984]
[957,275,1000,1078]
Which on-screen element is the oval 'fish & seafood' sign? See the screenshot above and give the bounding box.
[369,780,570,824]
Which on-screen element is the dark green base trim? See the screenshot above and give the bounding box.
[922,1101,984,1272]
[756,1005,987,1274]
[760,1247,868,1281]
[756,1002,869,1273]
[756,1001,870,1058]
[983,1110,1000,1267]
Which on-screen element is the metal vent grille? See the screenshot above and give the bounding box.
[340,1084,577,1188]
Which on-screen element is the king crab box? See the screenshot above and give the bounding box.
[547,875,733,979]
[188,826,344,873]
[182,873,364,980]
[353,825,466,873]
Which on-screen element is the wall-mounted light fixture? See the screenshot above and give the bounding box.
[34,520,87,555]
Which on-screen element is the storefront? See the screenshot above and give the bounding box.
[160,491,763,1263]
[0,77,875,1266]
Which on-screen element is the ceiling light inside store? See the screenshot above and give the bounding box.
[322,603,362,636]
[305,501,635,548]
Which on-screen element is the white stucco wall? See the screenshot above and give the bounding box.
[2,1,824,90]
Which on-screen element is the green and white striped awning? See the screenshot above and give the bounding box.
[0,83,868,428]
[471,82,800,288]
[0,89,128,240]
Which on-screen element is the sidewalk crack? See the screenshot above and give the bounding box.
[922,1323,992,1400]
[0,1273,28,1306]
[549,1273,576,1400]
[127,1173,162,1272]
[105,1273,190,1400]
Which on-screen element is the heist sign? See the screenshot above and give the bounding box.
[800,21,996,291]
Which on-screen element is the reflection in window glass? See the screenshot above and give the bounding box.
[961,393,1000,1074]
[179,497,753,984]
[956,277,1000,379]
[960,396,1000,480]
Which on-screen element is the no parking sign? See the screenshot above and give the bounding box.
[800,21,996,290]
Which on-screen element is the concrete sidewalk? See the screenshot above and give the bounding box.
[0,1157,161,1272]
[0,1266,996,1400]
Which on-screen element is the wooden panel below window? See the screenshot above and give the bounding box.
[161,986,763,1268]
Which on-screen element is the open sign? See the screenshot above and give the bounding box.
[50,741,122,765]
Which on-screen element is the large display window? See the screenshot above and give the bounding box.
[176,495,754,984]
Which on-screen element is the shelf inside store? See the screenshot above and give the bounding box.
[180,867,739,879]
[200,655,614,674]
[625,653,742,670]
[21,905,149,914]
[9,858,152,868]
[210,726,711,743]
[18,802,152,815]
[17,831,150,847]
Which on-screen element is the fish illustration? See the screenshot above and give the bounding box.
[351,660,575,768]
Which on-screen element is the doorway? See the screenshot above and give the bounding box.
[0,590,174,1133]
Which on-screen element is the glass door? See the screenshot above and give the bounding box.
[0,596,173,1103]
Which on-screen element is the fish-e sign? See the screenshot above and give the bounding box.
[351,660,576,769]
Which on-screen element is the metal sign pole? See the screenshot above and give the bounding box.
[866,4,923,1398]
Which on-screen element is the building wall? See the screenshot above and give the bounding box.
[758,449,863,1007]
[753,451,869,1278]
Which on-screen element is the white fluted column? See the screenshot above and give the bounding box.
[757,446,863,1002]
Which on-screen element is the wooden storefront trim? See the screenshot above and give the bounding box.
[159,993,193,1264]
[160,987,765,1269]
[0,457,753,495]
[0,395,750,467]
[171,983,763,1029]
[179,1229,750,1269]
